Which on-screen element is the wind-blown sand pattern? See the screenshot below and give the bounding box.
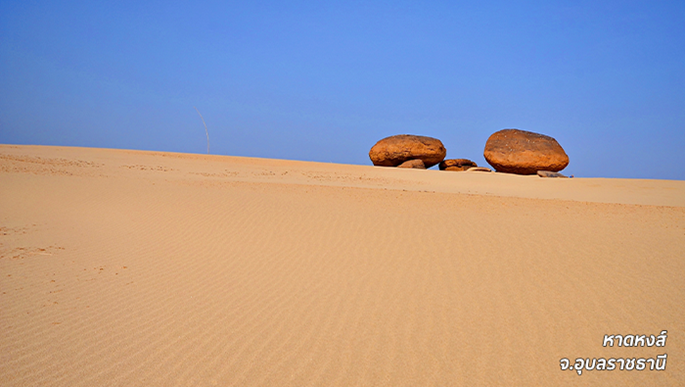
[1,145,684,386]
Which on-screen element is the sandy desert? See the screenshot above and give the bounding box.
[1,144,683,386]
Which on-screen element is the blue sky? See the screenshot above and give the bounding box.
[1,1,684,179]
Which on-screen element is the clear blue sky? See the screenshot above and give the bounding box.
[1,1,684,179]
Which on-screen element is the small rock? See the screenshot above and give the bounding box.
[537,170,568,178]
[397,159,426,169]
[369,134,446,168]
[467,167,492,172]
[439,159,477,171]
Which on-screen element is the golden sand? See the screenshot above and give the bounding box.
[1,145,683,386]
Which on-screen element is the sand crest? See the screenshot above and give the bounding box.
[1,145,684,386]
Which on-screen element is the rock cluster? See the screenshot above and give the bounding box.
[368,128,570,176]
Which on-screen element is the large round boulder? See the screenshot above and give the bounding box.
[369,135,446,168]
[483,129,569,175]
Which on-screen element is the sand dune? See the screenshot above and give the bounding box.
[1,145,683,386]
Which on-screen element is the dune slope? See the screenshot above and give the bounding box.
[1,145,684,386]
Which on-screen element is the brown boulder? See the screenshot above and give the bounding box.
[397,159,426,169]
[439,158,477,171]
[369,135,446,168]
[483,129,569,175]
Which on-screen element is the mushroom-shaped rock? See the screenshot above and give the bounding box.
[397,159,426,169]
[439,158,477,171]
[369,135,446,168]
[483,129,569,175]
